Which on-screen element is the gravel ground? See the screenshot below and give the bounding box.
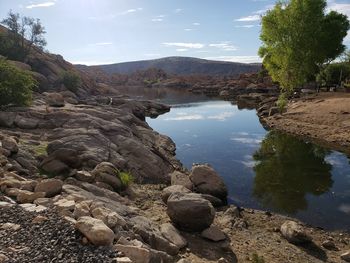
[0,204,118,263]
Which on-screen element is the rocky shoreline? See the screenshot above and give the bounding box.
[1,45,350,263]
[258,92,350,155]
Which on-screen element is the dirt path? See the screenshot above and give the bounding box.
[262,93,350,154]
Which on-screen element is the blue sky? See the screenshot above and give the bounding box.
[0,0,349,65]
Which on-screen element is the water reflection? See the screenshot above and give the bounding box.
[253,131,333,214]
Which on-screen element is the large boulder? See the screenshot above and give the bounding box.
[189,164,227,202]
[280,221,311,244]
[75,216,114,246]
[167,192,215,232]
[34,178,63,197]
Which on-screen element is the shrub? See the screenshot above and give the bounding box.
[252,253,265,263]
[119,171,134,190]
[0,59,36,106]
[60,70,81,92]
[276,93,288,113]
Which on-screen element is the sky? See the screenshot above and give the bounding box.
[0,0,349,65]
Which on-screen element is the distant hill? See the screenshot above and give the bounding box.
[77,57,262,76]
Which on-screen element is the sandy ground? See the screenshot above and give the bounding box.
[262,93,350,155]
[134,185,350,263]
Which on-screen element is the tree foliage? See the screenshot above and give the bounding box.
[0,10,46,61]
[316,62,350,86]
[0,59,36,106]
[60,70,82,92]
[259,0,350,92]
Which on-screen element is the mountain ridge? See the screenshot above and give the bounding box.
[76,56,262,76]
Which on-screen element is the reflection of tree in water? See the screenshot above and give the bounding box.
[253,131,333,214]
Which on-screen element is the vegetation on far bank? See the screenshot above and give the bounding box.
[259,0,350,101]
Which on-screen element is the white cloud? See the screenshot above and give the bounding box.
[235,25,256,28]
[151,15,165,22]
[193,22,200,26]
[89,42,113,46]
[162,42,205,49]
[120,7,143,15]
[176,48,188,52]
[174,8,183,13]
[26,2,55,9]
[327,0,350,17]
[184,28,193,31]
[209,42,238,51]
[204,55,262,63]
[235,14,261,22]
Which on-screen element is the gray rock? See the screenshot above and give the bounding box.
[190,164,227,202]
[280,221,311,244]
[92,162,122,192]
[341,251,350,262]
[45,92,65,107]
[17,190,46,204]
[160,223,187,250]
[76,216,114,246]
[201,226,226,242]
[170,171,193,190]
[114,245,150,263]
[162,185,191,203]
[34,178,63,197]
[322,240,337,251]
[167,192,215,232]
[75,170,95,183]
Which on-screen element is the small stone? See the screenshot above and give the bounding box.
[32,215,48,224]
[176,259,191,263]
[82,237,89,245]
[113,257,132,263]
[280,221,311,244]
[201,226,226,242]
[341,251,350,262]
[1,223,21,231]
[0,202,14,208]
[0,253,9,263]
[322,240,337,250]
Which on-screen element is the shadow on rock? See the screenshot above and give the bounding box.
[182,232,238,263]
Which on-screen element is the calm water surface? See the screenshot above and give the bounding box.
[125,87,350,231]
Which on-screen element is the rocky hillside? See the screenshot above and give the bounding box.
[77,57,261,76]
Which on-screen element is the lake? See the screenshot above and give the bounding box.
[125,87,350,231]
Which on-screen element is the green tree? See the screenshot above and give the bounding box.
[316,62,350,86]
[60,70,82,92]
[0,10,46,61]
[259,0,350,93]
[0,59,36,106]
